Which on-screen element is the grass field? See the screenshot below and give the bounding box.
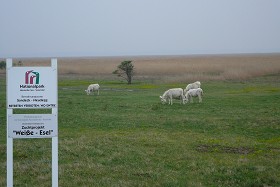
[0,55,280,186]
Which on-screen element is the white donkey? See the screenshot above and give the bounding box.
[85,83,100,95]
[160,88,186,105]
[184,81,201,94]
[185,88,203,103]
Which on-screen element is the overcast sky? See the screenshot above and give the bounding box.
[1,0,280,58]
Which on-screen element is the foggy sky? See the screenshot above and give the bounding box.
[1,0,280,58]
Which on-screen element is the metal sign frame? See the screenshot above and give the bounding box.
[6,58,58,187]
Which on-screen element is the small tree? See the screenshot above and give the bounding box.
[113,60,134,84]
[18,60,23,66]
[0,61,6,69]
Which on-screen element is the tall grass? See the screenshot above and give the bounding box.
[2,54,280,82]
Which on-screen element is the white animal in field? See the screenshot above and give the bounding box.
[185,88,203,103]
[184,81,201,94]
[85,84,100,95]
[159,88,186,105]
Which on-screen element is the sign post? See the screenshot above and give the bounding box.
[6,58,58,187]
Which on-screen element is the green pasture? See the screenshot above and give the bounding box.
[0,74,280,186]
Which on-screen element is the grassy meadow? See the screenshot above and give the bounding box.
[0,54,280,186]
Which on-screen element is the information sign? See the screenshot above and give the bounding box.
[7,66,57,108]
[8,114,57,138]
[6,58,58,187]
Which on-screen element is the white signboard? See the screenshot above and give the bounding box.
[7,66,57,108]
[8,114,57,138]
[6,59,59,187]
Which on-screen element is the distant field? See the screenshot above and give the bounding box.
[2,53,280,82]
[0,54,280,186]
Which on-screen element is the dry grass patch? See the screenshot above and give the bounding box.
[3,53,280,82]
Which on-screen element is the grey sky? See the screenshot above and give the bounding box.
[1,0,280,58]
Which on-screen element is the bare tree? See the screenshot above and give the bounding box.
[113,60,134,84]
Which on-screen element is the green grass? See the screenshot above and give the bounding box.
[1,74,280,186]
